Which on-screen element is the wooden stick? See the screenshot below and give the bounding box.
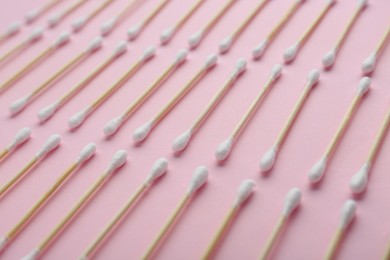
[367,107,390,163]
[260,216,287,260]
[116,0,143,22]
[383,240,390,260]
[375,26,390,56]
[0,150,9,162]
[325,228,344,260]
[0,41,27,65]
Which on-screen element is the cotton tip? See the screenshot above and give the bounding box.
[215,138,234,161]
[27,27,44,43]
[128,23,143,41]
[340,200,357,229]
[204,54,218,70]
[103,116,124,136]
[219,36,233,54]
[21,248,40,260]
[282,188,302,217]
[259,146,278,172]
[188,30,203,49]
[174,49,188,66]
[283,44,299,63]
[187,166,209,194]
[307,69,320,88]
[0,237,8,251]
[48,12,62,27]
[322,48,336,68]
[160,27,175,45]
[252,40,269,60]
[25,8,41,24]
[38,102,59,122]
[308,157,327,183]
[232,59,247,79]
[172,130,192,152]
[233,179,256,207]
[356,77,371,95]
[113,41,128,57]
[9,95,31,115]
[4,21,21,37]
[101,17,118,36]
[72,16,88,32]
[361,53,376,74]
[270,64,283,80]
[133,121,154,143]
[87,37,103,53]
[52,31,71,48]
[37,134,61,158]
[145,158,169,186]
[349,162,370,194]
[326,0,337,6]
[108,150,128,173]
[8,127,31,151]
[68,108,90,129]
[76,143,97,166]
[357,0,368,9]
[141,46,156,62]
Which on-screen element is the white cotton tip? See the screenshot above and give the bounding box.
[204,54,218,70]
[252,40,269,60]
[108,150,128,173]
[27,27,44,43]
[25,8,41,24]
[52,31,71,48]
[188,30,203,49]
[21,248,40,260]
[322,48,337,68]
[38,102,59,122]
[357,0,368,9]
[187,166,209,194]
[232,59,247,79]
[8,127,32,150]
[219,36,233,54]
[76,143,97,166]
[141,46,156,62]
[37,134,61,158]
[259,146,278,172]
[308,157,327,183]
[72,16,88,32]
[340,200,357,229]
[326,0,337,6]
[174,49,188,66]
[127,23,143,41]
[48,12,62,28]
[160,27,175,45]
[9,95,31,115]
[356,77,371,95]
[4,21,21,37]
[144,158,169,186]
[270,64,283,81]
[172,130,192,153]
[87,37,103,53]
[349,162,370,194]
[68,108,90,129]
[133,121,154,143]
[361,53,376,74]
[0,236,8,251]
[215,138,234,161]
[282,188,302,217]
[101,17,118,36]
[103,116,124,136]
[307,69,320,88]
[113,41,128,57]
[283,44,299,63]
[233,179,256,207]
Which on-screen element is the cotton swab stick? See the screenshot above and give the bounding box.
[0,134,61,201]
[68,45,156,130]
[219,0,270,54]
[80,158,169,260]
[160,0,205,45]
[322,0,368,69]
[25,0,64,24]
[202,180,255,260]
[132,54,218,143]
[128,0,171,41]
[9,37,103,116]
[215,64,282,162]
[72,0,116,32]
[324,200,357,260]
[0,127,32,163]
[37,41,128,123]
[252,0,305,60]
[260,188,301,260]
[349,106,390,194]
[0,143,96,252]
[308,77,371,183]
[0,31,71,95]
[283,0,336,63]
[0,21,21,45]
[172,59,247,153]
[47,0,90,28]
[0,27,44,66]
[143,166,208,260]
[361,26,390,74]
[260,69,320,172]
[21,150,128,260]
[188,0,237,49]
[384,240,390,260]
[104,49,188,137]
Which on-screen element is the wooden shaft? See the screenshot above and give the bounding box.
[41,0,64,14]
[260,216,287,260]
[201,0,236,36]
[375,26,390,56]
[274,85,311,149]
[334,6,363,52]
[86,0,115,21]
[202,207,237,260]
[116,0,141,21]
[0,41,26,64]
[232,79,273,139]
[141,0,171,28]
[383,240,390,260]
[325,228,344,260]
[62,0,90,20]
[173,0,205,30]
[367,107,390,163]
[83,184,148,258]
[0,156,39,198]
[37,173,110,252]
[0,48,53,93]
[324,95,362,159]
[143,194,191,260]
[6,163,78,240]
[0,149,9,162]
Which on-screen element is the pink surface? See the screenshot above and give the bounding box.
[0,0,389,259]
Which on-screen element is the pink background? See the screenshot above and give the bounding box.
[0,0,389,259]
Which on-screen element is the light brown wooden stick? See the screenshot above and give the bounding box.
[172,0,205,31]
[325,228,344,260]
[260,216,287,260]
[0,41,27,64]
[383,240,390,260]
[0,149,9,162]
[141,0,171,29]
[374,26,390,56]
[201,0,236,36]
[367,107,390,163]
